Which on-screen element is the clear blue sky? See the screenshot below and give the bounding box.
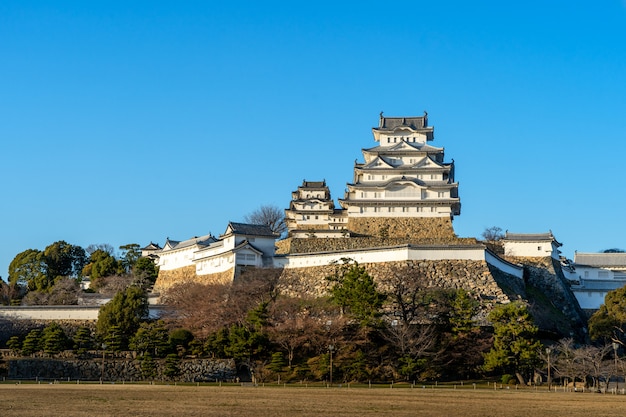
[2,1,626,281]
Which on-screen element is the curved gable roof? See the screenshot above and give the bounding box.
[362,156,395,169]
[224,222,277,237]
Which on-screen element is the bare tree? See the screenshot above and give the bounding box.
[85,243,116,256]
[378,265,427,325]
[577,344,612,391]
[384,321,435,359]
[244,205,286,236]
[481,226,504,242]
[268,296,323,368]
[162,267,283,337]
[162,282,232,337]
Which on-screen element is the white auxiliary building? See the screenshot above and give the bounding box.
[566,252,626,310]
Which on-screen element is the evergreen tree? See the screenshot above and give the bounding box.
[96,286,148,350]
[103,325,124,351]
[129,320,170,357]
[225,324,269,361]
[163,353,181,379]
[73,326,94,354]
[41,322,68,355]
[82,249,118,280]
[132,257,159,285]
[482,302,542,384]
[7,335,22,354]
[327,260,386,327]
[119,243,141,273]
[168,328,194,355]
[588,286,626,343]
[22,329,42,356]
[205,327,229,358]
[449,289,479,335]
[140,353,157,379]
[269,352,286,373]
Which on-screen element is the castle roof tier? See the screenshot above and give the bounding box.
[339,112,460,219]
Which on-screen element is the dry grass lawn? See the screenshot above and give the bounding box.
[1,384,626,417]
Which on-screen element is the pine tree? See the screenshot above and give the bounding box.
[73,326,93,354]
[22,329,42,356]
[96,286,148,350]
[140,353,156,379]
[327,261,386,327]
[482,302,542,384]
[41,322,68,355]
[163,354,181,379]
[7,335,22,354]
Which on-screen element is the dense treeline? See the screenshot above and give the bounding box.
[0,241,158,306]
[4,237,626,386]
[159,261,536,383]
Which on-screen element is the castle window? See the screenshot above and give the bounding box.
[315,215,319,219]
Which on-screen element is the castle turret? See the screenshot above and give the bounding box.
[285,180,348,238]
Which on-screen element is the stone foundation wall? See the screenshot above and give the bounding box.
[277,236,477,255]
[197,269,236,286]
[505,256,588,340]
[154,265,197,293]
[277,259,518,321]
[154,267,235,294]
[347,217,458,240]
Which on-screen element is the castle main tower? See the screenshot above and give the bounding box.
[339,112,460,239]
[283,112,461,242]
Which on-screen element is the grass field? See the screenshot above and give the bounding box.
[1,383,626,417]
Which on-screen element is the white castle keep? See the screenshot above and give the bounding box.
[151,112,525,294]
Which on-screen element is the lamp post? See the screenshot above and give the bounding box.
[101,343,107,382]
[328,344,335,386]
[613,342,619,392]
[546,347,551,391]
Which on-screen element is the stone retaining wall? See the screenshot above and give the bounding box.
[505,256,588,340]
[278,259,519,321]
[277,236,477,255]
[154,266,234,293]
[347,217,458,240]
[7,357,236,382]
